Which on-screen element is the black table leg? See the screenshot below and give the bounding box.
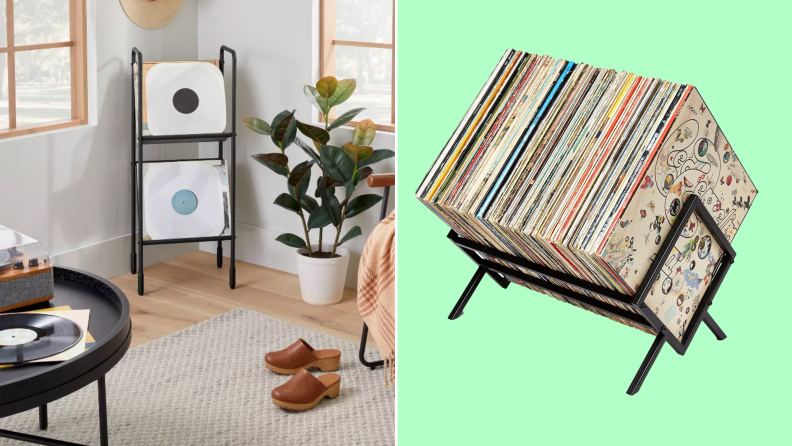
[39,405,47,430]
[448,265,487,320]
[98,376,108,446]
[702,312,726,340]
[627,333,665,395]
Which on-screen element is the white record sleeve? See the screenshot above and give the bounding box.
[145,62,226,135]
[143,160,230,240]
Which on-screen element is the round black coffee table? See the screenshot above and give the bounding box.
[0,267,131,446]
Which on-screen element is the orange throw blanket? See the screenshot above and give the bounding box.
[357,211,396,385]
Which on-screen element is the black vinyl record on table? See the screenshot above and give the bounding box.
[0,314,82,365]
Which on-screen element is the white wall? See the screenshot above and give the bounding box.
[0,1,200,279]
[196,0,395,288]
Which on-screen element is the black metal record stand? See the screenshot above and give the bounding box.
[446,195,736,395]
[130,46,237,296]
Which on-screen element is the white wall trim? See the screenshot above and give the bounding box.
[51,233,197,280]
[200,222,362,289]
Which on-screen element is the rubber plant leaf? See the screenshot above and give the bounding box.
[352,166,373,186]
[270,110,291,146]
[296,121,330,145]
[307,206,332,229]
[288,161,313,199]
[358,149,395,168]
[327,79,356,109]
[320,145,355,184]
[304,85,329,115]
[242,117,272,136]
[315,175,338,198]
[252,153,289,177]
[301,195,319,213]
[273,110,297,149]
[335,226,362,246]
[275,233,307,249]
[328,107,365,130]
[273,193,301,214]
[316,76,338,100]
[293,138,321,165]
[352,119,376,146]
[345,194,383,219]
[343,143,374,164]
[343,182,355,204]
[318,185,343,227]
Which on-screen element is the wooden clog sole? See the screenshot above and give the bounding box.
[272,380,341,411]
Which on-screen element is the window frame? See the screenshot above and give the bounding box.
[319,0,395,132]
[0,0,88,140]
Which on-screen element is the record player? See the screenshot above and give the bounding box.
[0,225,54,312]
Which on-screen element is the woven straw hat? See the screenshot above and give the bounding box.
[120,0,185,30]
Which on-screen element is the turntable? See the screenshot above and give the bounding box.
[0,225,55,312]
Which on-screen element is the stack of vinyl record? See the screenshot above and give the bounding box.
[417,50,757,333]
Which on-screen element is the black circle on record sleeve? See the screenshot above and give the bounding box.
[173,88,200,114]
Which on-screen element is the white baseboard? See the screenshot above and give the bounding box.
[51,234,198,280]
[200,222,362,289]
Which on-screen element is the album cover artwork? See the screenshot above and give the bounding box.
[142,160,230,241]
[601,88,757,293]
[641,210,724,342]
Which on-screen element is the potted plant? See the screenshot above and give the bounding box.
[243,76,394,305]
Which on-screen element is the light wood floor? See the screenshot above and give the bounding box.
[110,251,366,349]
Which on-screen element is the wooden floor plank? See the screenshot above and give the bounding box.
[111,252,369,349]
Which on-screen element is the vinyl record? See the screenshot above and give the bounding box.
[143,161,230,240]
[145,62,226,135]
[0,314,83,365]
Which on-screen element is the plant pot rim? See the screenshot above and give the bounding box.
[295,244,349,265]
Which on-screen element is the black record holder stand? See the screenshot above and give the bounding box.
[446,195,736,395]
[130,46,238,296]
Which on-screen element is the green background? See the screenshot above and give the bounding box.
[397,1,790,444]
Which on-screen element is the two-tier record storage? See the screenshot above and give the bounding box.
[131,46,238,296]
[417,49,758,394]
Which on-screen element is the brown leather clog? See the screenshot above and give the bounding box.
[271,369,341,411]
[264,339,341,375]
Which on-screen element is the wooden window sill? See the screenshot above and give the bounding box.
[0,119,90,141]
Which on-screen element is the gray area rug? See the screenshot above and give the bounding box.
[0,308,395,445]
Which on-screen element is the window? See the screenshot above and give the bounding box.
[0,0,87,139]
[320,0,394,132]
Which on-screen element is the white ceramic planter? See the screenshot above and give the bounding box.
[295,244,350,306]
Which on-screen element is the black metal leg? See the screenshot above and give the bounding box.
[98,376,108,446]
[627,333,665,395]
[702,312,726,340]
[130,53,137,277]
[488,271,510,289]
[449,265,487,320]
[135,49,144,297]
[453,240,511,290]
[359,323,384,370]
[226,46,237,291]
[39,405,47,430]
[216,243,223,268]
[0,377,110,445]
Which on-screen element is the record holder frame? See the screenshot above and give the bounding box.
[446,195,736,395]
[130,46,238,296]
